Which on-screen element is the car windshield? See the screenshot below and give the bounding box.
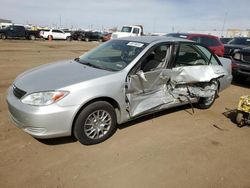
[121,26,132,33]
[77,40,147,71]
[228,38,250,45]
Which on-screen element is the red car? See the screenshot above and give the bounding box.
[166,33,224,57]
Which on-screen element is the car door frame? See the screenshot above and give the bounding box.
[125,42,176,117]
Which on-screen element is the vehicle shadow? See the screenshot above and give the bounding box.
[118,104,194,130]
[231,79,250,89]
[222,108,237,124]
[37,105,194,145]
[36,136,77,145]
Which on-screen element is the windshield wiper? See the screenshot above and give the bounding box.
[74,58,115,71]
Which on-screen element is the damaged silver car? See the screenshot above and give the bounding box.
[7,36,232,145]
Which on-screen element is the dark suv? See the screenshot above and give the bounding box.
[166,33,224,56]
[224,37,250,58]
[72,31,102,42]
[231,47,250,80]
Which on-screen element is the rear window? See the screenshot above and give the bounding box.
[190,36,221,47]
[228,38,250,46]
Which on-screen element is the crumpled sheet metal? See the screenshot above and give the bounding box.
[126,65,225,117]
[170,65,226,84]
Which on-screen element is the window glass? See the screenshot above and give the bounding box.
[53,30,63,33]
[140,44,169,72]
[175,44,208,67]
[200,37,220,46]
[79,40,147,71]
[190,36,200,43]
[196,45,219,65]
[121,26,132,33]
[132,28,139,34]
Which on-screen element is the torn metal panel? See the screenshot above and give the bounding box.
[170,81,218,98]
[126,86,174,117]
[126,69,169,94]
[171,65,226,84]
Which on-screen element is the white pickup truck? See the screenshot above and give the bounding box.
[39,29,71,40]
[111,25,143,39]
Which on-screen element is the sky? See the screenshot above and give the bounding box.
[1,0,250,33]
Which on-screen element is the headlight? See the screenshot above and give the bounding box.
[21,91,69,106]
[233,52,242,61]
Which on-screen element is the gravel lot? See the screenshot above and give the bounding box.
[0,40,250,188]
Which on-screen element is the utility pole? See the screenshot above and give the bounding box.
[221,12,228,37]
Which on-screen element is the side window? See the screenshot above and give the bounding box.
[132,28,139,34]
[53,30,63,33]
[190,36,200,43]
[175,44,207,67]
[140,44,169,72]
[196,45,220,65]
[200,37,220,46]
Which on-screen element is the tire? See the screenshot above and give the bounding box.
[73,101,117,145]
[236,112,244,127]
[77,36,82,41]
[29,35,35,40]
[1,34,7,40]
[196,80,218,109]
[66,36,72,41]
[48,35,53,41]
[85,37,89,42]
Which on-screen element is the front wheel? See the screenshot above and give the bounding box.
[73,101,117,145]
[196,80,218,109]
[66,36,72,41]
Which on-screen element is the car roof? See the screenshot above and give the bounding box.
[167,33,219,38]
[115,36,192,44]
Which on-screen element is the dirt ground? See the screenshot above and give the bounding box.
[0,40,250,188]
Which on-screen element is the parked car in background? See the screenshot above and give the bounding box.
[71,31,103,42]
[220,37,233,44]
[101,32,112,42]
[166,33,224,56]
[231,47,250,80]
[39,29,71,40]
[111,25,143,39]
[7,36,232,145]
[0,25,40,40]
[224,37,250,58]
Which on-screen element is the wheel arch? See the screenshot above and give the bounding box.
[71,97,121,135]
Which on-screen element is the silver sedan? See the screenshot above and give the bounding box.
[7,36,232,145]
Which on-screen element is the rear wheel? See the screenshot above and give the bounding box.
[196,80,218,109]
[77,36,82,41]
[1,34,7,40]
[73,101,117,145]
[29,35,35,40]
[236,112,244,127]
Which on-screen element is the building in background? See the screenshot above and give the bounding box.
[188,29,250,38]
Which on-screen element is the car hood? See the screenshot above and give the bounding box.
[224,44,247,49]
[14,60,113,93]
[240,47,250,53]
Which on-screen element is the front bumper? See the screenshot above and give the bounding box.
[232,60,250,78]
[6,86,80,139]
